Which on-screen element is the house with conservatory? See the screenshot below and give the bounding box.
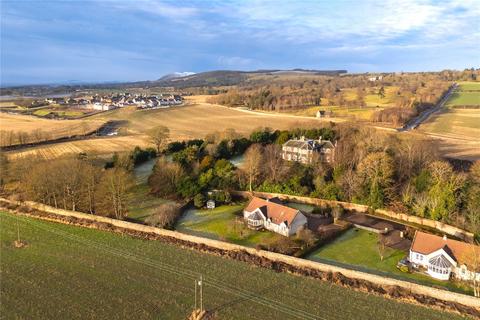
[409,231,480,281]
[243,197,307,237]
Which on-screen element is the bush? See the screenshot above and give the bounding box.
[194,193,206,208]
[145,203,181,228]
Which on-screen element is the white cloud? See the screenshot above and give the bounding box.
[217,56,254,67]
[105,0,198,20]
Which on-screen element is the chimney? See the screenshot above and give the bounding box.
[443,235,447,241]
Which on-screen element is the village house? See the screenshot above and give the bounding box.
[282,136,335,164]
[409,231,480,281]
[243,196,308,237]
[316,110,333,118]
[92,102,116,111]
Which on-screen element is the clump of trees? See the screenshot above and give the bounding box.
[207,71,456,126]
[5,155,134,219]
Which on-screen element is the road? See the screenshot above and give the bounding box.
[398,83,457,131]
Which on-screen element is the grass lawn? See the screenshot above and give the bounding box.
[175,204,284,247]
[127,184,175,222]
[306,228,473,295]
[127,159,178,223]
[1,212,466,320]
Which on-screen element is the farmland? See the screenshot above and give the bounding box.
[0,212,468,320]
[0,112,103,136]
[6,102,322,159]
[419,81,480,159]
[446,82,480,106]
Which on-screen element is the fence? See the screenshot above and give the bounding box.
[1,197,478,310]
[232,191,474,242]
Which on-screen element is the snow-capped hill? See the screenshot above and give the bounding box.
[158,72,196,81]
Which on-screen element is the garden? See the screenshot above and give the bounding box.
[306,228,473,295]
[175,203,285,247]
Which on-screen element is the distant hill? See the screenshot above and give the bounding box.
[152,69,347,88]
[157,72,196,81]
[0,69,347,96]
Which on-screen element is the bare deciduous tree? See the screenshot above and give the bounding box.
[148,125,170,154]
[263,144,285,183]
[242,144,263,192]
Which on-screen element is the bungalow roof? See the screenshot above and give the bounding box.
[411,231,479,269]
[245,197,300,226]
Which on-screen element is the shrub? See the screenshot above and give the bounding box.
[194,193,206,208]
[145,203,181,228]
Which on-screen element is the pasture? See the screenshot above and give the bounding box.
[0,212,467,320]
[446,92,480,106]
[457,81,480,92]
[419,81,480,160]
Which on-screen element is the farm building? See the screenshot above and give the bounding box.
[282,136,335,164]
[243,197,307,237]
[409,231,480,281]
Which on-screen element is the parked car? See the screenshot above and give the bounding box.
[396,258,411,273]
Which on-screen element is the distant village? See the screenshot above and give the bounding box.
[37,93,184,111]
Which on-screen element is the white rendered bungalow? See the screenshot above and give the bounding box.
[409,231,480,281]
[243,197,308,237]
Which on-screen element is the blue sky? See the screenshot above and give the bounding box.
[1,0,479,85]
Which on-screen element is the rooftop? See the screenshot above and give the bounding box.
[411,231,479,268]
[245,197,300,226]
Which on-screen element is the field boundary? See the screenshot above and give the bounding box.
[232,191,474,241]
[0,197,478,315]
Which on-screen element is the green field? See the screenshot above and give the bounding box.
[446,82,480,106]
[446,92,480,106]
[175,204,284,247]
[0,212,469,320]
[307,229,472,295]
[420,81,480,148]
[457,81,480,92]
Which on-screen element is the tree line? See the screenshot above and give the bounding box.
[206,71,459,126]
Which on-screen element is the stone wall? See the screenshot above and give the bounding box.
[1,197,478,310]
[233,191,474,241]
